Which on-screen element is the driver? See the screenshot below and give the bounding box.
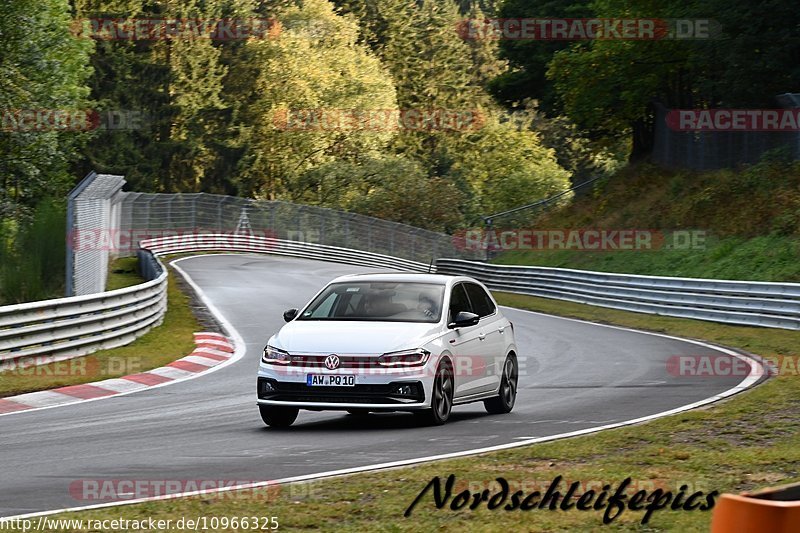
[417,290,439,319]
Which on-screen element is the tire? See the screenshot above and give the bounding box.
[346,409,370,416]
[484,354,518,415]
[259,405,299,427]
[417,362,454,426]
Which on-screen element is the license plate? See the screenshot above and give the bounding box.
[306,374,356,387]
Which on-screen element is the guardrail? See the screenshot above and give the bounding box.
[1,234,431,370]
[139,234,433,272]
[436,258,800,330]
[12,231,790,372]
[0,254,167,369]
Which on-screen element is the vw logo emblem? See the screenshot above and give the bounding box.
[324,354,341,370]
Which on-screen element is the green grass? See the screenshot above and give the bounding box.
[106,256,145,290]
[0,258,200,398]
[495,235,800,282]
[39,292,800,532]
[493,160,800,282]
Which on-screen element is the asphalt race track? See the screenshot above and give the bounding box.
[0,254,755,517]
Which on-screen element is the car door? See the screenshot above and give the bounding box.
[464,282,506,393]
[446,282,487,398]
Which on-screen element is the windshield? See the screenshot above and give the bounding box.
[298,281,445,323]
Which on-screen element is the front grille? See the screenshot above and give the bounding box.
[289,355,381,368]
[258,377,424,404]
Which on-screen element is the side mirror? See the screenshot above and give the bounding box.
[283,308,299,322]
[448,311,480,329]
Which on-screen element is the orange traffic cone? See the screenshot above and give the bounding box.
[710,482,800,532]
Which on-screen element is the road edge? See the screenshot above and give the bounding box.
[0,255,766,521]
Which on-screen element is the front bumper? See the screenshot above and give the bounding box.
[257,376,427,410]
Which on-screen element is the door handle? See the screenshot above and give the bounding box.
[478,333,486,341]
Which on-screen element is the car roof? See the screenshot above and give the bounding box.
[330,272,471,285]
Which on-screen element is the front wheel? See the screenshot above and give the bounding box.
[259,405,299,427]
[416,362,454,426]
[484,354,518,414]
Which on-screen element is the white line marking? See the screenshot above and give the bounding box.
[0,256,766,520]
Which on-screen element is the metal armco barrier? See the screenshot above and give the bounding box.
[7,233,796,371]
[0,234,430,368]
[139,234,433,272]
[0,254,167,368]
[435,258,800,330]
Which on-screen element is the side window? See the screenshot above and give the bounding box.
[448,283,472,322]
[465,283,496,318]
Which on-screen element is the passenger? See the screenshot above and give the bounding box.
[417,290,439,319]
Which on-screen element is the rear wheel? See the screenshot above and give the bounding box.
[416,362,454,426]
[484,354,518,414]
[259,405,299,427]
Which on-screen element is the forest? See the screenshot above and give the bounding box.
[0,0,797,300]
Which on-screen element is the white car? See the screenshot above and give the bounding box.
[257,273,519,427]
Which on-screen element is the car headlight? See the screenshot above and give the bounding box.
[377,349,431,367]
[262,345,291,365]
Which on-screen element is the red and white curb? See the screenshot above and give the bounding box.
[0,332,234,416]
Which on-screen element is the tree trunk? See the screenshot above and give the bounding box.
[630,112,655,162]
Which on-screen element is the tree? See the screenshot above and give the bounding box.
[546,0,800,159]
[0,0,94,216]
[299,155,466,231]
[235,0,397,200]
[335,0,500,173]
[163,0,230,193]
[333,0,574,219]
[489,0,593,112]
[448,111,573,215]
[689,0,800,107]
[74,0,256,194]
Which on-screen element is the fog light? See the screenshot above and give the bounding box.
[263,381,275,392]
[396,385,413,396]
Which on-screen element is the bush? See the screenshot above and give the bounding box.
[0,199,66,304]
